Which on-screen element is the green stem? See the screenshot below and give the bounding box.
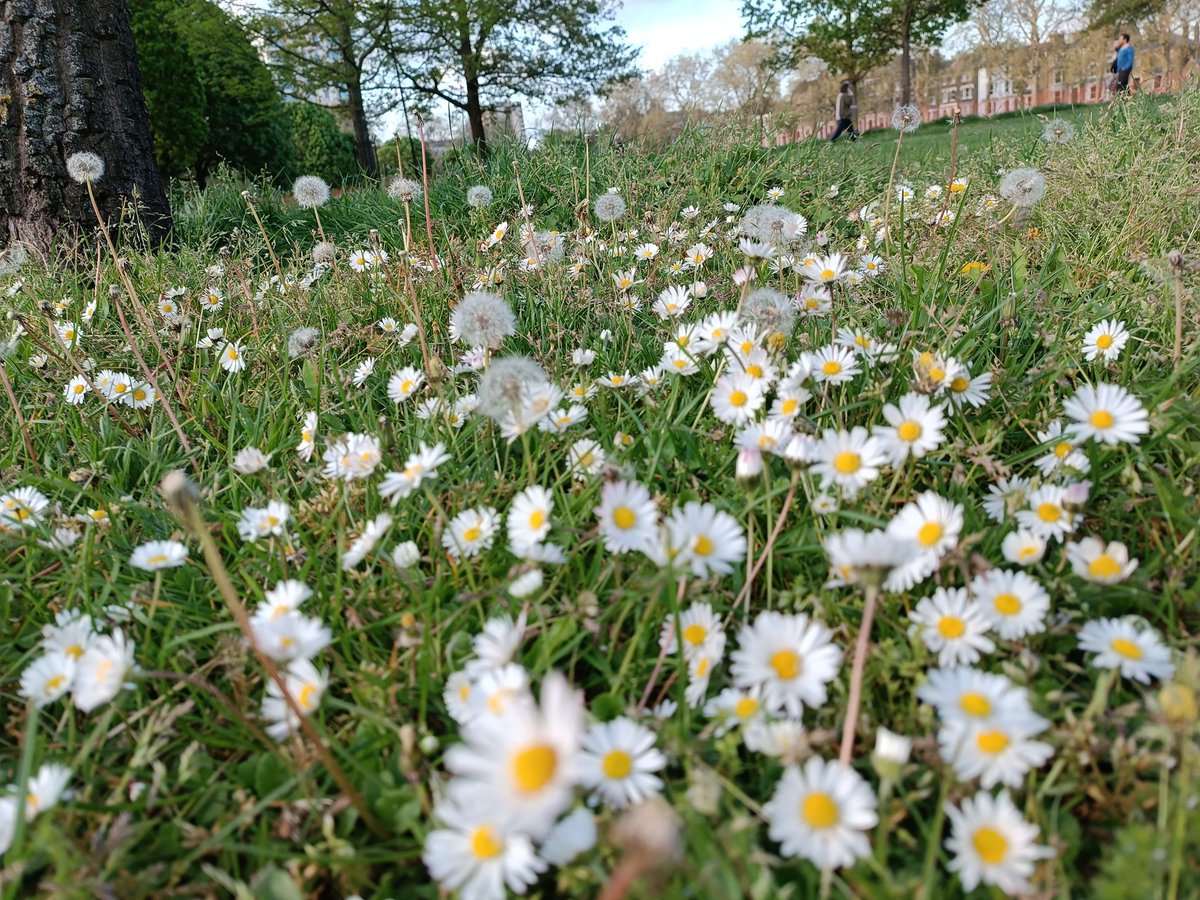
[1166,740,1193,900]
[919,767,952,899]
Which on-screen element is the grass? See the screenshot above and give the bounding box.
[1,87,1198,899]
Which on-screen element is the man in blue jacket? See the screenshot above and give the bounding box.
[1114,33,1135,93]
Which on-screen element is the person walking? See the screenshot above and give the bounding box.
[829,82,859,143]
[1113,33,1135,93]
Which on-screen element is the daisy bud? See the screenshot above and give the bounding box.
[736,447,763,481]
[692,281,708,298]
[418,733,439,755]
[160,470,200,512]
[872,727,912,781]
[1062,480,1091,507]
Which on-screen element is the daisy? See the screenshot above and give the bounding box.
[945,790,1053,895]
[1082,318,1129,362]
[917,667,1032,726]
[423,800,546,900]
[568,439,606,479]
[261,658,328,741]
[1065,536,1138,584]
[130,539,188,571]
[659,602,724,662]
[730,611,842,717]
[539,807,596,866]
[387,366,425,403]
[940,712,1054,789]
[500,488,554,556]
[236,501,290,542]
[258,580,313,619]
[1063,382,1149,445]
[970,569,1050,639]
[128,382,155,409]
[23,764,72,819]
[909,587,995,668]
[200,287,223,311]
[801,252,846,284]
[664,501,746,578]
[342,512,392,569]
[578,717,666,809]
[296,411,317,461]
[983,476,1031,524]
[822,527,912,589]
[887,491,963,558]
[445,671,583,838]
[1077,618,1175,683]
[63,375,89,405]
[232,446,271,475]
[1034,420,1090,478]
[652,285,692,319]
[41,610,93,660]
[322,432,382,481]
[587,471,655,548]
[352,357,376,387]
[218,341,246,373]
[19,654,77,706]
[947,367,992,409]
[0,486,50,529]
[797,284,832,316]
[250,611,331,662]
[873,393,947,464]
[1001,530,1046,567]
[764,756,878,869]
[811,427,887,497]
[443,506,499,562]
[808,344,860,384]
[704,686,766,736]
[72,629,135,712]
[379,441,452,503]
[1015,485,1077,541]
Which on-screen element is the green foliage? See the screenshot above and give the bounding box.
[287,103,358,185]
[129,0,209,180]
[172,0,297,185]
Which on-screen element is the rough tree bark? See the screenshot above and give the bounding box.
[0,0,171,252]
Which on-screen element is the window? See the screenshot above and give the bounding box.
[961,85,974,100]
[1053,70,1065,87]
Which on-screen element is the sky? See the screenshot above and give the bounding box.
[618,0,746,71]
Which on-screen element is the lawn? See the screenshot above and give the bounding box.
[0,87,1198,899]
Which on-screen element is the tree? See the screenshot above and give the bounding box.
[891,0,985,104]
[742,0,898,99]
[128,0,209,180]
[391,0,639,153]
[1,0,171,250]
[173,0,296,186]
[241,0,396,176]
[288,102,358,183]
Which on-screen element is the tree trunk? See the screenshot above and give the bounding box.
[347,78,378,176]
[0,0,170,251]
[900,8,913,106]
[465,74,487,155]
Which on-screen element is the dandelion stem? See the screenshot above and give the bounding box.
[241,191,285,287]
[1172,265,1185,371]
[839,582,879,766]
[883,130,906,257]
[414,112,438,271]
[1166,738,1193,900]
[734,472,798,615]
[918,767,951,899]
[0,362,38,474]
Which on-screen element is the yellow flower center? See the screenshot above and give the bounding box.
[734,697,759,718]
[781,399,798,415]
[972,827,1009,865]
[950,376,970,393]
[801,792,839,829]
[1054,441,1073,459]
[960,692,991,717]
[613,507,637,530]
[462,526,482,543]
[1089,554,1121,579]
[529,511,545,530]
[898,421,922,441]
[228,349,239,361]
[693,535,714,556]
[937,616,965,639]
[1110,638,1142,660]
[45,675,66,694]
[73,384,85,394]
[994,593,1022,615]
[132,388,146,402]
[977,730,1010,754]
[602,749,633,779]
[512,744,557,793]
[1090,410,1114,429]
[833,452,861,474]
[471,825,503,859]
[917,522,944,547]
[729,390,748,408]
[297,683,318,710]
[148,554,168,565]
[746,364,763,378]
[1037,503,1061,522]
[610,376,624,385]
[114,383,128,394]
[1096,333,1113,349]
[683,624,708,646]
[929,367,945,382]
[770,649,801,680]
[822,360,842,376]
[819,268,835,281]
[66,644,84,659]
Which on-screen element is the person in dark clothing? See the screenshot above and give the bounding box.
[829,82,858,143]
[1113,33,1135,93]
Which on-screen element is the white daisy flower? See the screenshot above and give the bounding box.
[730,611,842,717]
[594,480,658,555]
[1077,618,1175,684]
[1000,530,1047,567]
[909,587,996,668]
[939,712,1054,789]
[663,500,746,578]
[811,427,887,497]
[1063,382,1149,445]
[1065,536,1138,584]
[1082,318,1129,362]
[422,799,547,900]
[917,667,1032,727]
[1014,485,1077,541]
[945,790,1053,895]
[72,629,135,712]
[19,654,77,706]
[873,393,947,464]
[442,506,499,562]
[764,756,878,869]
[130,539,188,571]
[970,569,1050,639]
[577,717,666,809]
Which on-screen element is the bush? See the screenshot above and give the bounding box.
[288,103,358,186]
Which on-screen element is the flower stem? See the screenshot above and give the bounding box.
[839,583,879,766]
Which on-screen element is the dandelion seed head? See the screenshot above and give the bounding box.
[478,356,548,420]
[742,204,804,244]
[741,288,796,336]
[891,105,922,133]
[1041,118,1076,144]
[466,185,493,208]
[451,291,516,350]
[594,192,627,223]
[312,241,337,265]
[292,175,330,209]
[287,327,322,359]
[999,168,1047,208]
[66,151,105,184]
[388,177,423,203]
